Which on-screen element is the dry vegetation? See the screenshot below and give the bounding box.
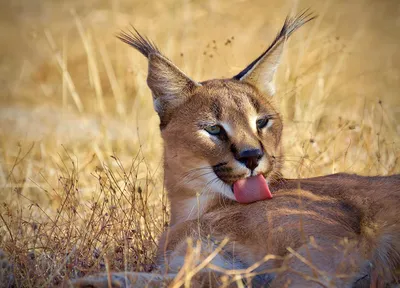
[0,0,399,286]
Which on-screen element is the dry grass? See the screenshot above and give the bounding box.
[0,0,399,286]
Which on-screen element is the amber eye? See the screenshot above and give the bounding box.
[256,117,269,129]
[205,125,222,135]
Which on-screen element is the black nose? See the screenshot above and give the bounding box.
[235,149,264,171]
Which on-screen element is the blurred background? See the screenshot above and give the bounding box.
[0,0,399,285]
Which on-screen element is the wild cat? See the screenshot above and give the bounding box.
[73,11,400,287]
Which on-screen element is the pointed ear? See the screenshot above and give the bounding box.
[147,53,199,119]
[117,27,200,127]
[233,10,316,96]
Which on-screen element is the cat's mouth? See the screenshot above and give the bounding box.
[232,174,273,203]
[213,163,273,203]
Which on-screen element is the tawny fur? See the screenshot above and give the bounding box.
[73,11,400,288]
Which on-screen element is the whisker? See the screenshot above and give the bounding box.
[180,171,216,186]
[181,166,213,179]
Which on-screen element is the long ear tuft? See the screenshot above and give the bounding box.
[233,10,316,95]
[117,27,200,128]
[117,26,161,58]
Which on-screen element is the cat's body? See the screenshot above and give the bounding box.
[73,11,400,288]
[158,173,400,287]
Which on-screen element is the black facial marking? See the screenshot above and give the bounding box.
[213,162,228,169]
[230,144,238,155]
[259,140,265,153]
[211,102,222,120]
[220,132,228,141]
[215,166,233,173]
[217,127,228,141]
[248,94,261,113]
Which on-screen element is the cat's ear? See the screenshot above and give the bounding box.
[117,28,200,128]
[233,11,316,96]
[146,54,199,119]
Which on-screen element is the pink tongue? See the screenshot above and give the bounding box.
[233,174,273,204]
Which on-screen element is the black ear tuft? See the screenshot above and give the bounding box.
[117,26,161,58]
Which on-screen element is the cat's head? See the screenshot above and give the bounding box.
[118,11,314,208]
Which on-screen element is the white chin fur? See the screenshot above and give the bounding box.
[179,165,237,201]
[181,169,238,220]
[206,173,237,201]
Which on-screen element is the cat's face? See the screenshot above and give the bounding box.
[117,12,314,207]
[162,79,283,201]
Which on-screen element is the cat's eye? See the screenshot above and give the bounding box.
[256,117,270,129]
[205,125,222,135]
